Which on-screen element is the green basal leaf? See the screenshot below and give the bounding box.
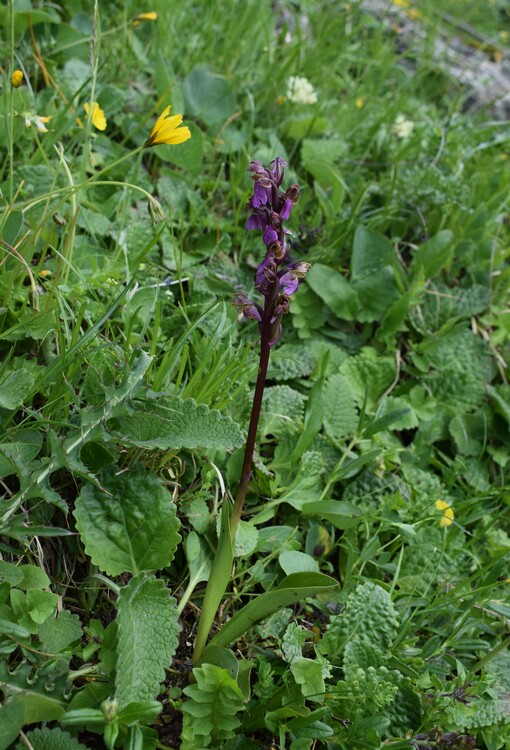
[209,573,338,649]
[74,466,181,576]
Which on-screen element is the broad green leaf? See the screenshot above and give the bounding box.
[111,396,244,451]
[409,230,454,280]
[17,565,50,590]
[291,658,325,702]
[38,610,83,654]
[0,368,36,410]
[115,574,180,707]
[279,551,319,575]
[209,573,338,649]
[306,263,358,320]
[184,65,236,126]
[73,466,181,576]
[0,561,23,586]
[0,693,65,750]
[351,226,395,279]
[10,589,59,632]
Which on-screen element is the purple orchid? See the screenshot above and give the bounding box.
[234,157,308,348]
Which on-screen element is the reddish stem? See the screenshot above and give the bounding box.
[232,295,274,527]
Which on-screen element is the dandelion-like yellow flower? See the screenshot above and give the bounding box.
[392,0,410,7]
[11,69,24,88]
[145,106,191,147]
[407,8,422,20]
[356,97,364,109]
[84,102,107,131]
[132,11,158,25]
[435,499,454,528]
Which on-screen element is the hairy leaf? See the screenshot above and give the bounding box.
[322,374,358,439]
[74,466,181,575]
[115,573,180,707]
[112,396,244,450]
[15,727,89,750]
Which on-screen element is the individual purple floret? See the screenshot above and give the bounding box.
[233,157,309,348]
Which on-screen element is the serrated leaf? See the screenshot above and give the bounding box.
[73,466,181,575]
[260,386,306,439]
[38,610,83,654]
[15,727,89,750]
[322,374,358,440]
[112,396,244,451]
[115,573,180,707]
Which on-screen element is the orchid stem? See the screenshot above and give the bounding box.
[232,311,272,529]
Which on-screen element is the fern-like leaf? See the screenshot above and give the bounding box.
[181,663,245,749]
[15,728,89,750]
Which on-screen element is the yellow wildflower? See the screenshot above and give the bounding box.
[145,105,191,147]
[356,97,364,109]
[407,8,422,20]
[132,11,158,25]
[11,69,24,88]
[393,0,410,7]
[435,499,454,528]
[84,102,107,131]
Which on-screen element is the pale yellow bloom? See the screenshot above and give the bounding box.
[11,69,24,88]
[287,76,318,105]
[393,0,410,7]
[392,114,414,139]
[25,114,52,133]
[84,102,107,131]
[435,499,454,528]
[407,8,422,19]
[145,106,191,147]
[356,97,364,109]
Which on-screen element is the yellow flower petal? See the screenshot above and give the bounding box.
[133,11,158,24]
[145,105,191,147]
[84,101,107,131]
[356,97,364,109]
[439,507,455,527]
[11,69,24,88]
[435,499,454,527]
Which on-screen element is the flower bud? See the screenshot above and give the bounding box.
[11,69,23,88]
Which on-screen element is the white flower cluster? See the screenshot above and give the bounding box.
[392,114,414,139]
[286,76,318,105]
